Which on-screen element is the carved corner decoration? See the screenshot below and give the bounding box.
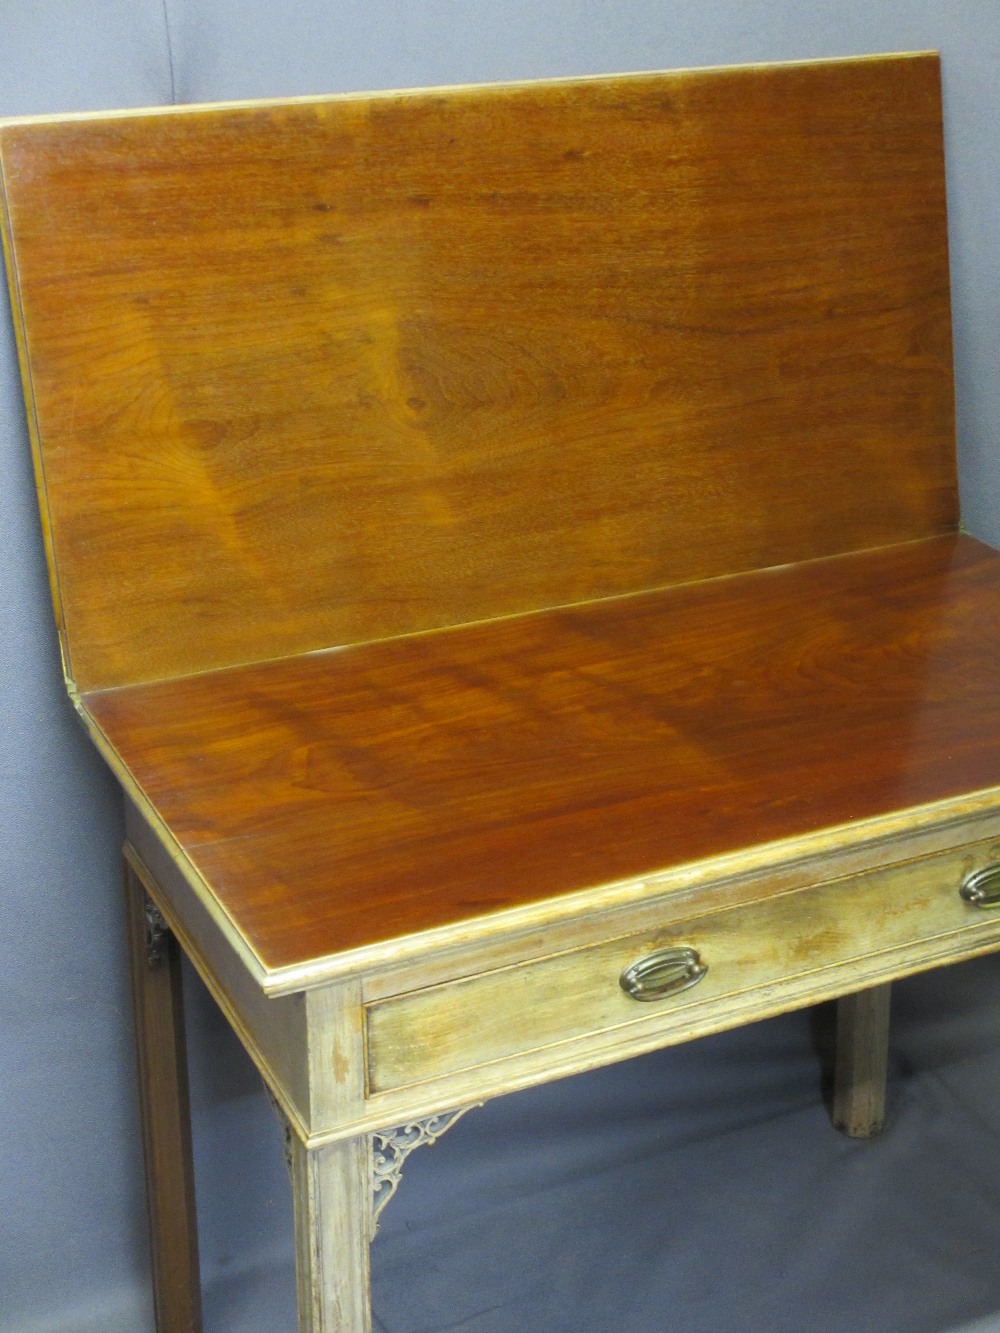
[371,1105,481,1234]
[143,895,171,969]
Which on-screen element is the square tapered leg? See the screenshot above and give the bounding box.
[832,984,892,1138]
[291,1134,373,1332]
[124,857,203,1332]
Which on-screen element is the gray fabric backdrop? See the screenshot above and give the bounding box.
[2,4,999,1331]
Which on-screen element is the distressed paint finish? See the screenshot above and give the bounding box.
[364,837,1000,1095]
[291,1135,372,1333]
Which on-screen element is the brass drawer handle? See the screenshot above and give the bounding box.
[960,864,1000,909]
[620,946,707,1002]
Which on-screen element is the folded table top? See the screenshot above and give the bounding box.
[2,52,995,992]
[0,54,955,694]
[82,533,1000,985]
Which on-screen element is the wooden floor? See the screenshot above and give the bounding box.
[84,533,1000,973]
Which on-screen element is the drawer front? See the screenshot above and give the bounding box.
[366,837,1000,1095]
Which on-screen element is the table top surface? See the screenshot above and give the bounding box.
[0,55,954,695]
[83,533,1000,975]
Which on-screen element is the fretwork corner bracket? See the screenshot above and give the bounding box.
[264,1086,295,1178]
[372,1104,482,1234]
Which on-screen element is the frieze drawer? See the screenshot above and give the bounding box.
[365,837,1000,1095]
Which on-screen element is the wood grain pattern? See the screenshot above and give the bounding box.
[4,58,989,1333]
[85,535,1000,973]
[0,54,955,691]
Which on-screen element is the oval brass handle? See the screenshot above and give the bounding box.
[960,864,1000,909]
[620,946,707,1002]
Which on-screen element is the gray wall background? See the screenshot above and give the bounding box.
[2,4,999,1332]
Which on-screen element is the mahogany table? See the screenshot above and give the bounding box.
[3,50,999,1330]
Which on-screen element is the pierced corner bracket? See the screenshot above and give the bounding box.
[371,1104,481,1235]
[143,895,172,969]
[265,1087,295,1178]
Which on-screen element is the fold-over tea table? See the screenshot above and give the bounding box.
[3,50,1000,1331]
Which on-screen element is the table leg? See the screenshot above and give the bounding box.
[124,857,203,1332]
[291,1134,373,1332]
[832,983,892,1138]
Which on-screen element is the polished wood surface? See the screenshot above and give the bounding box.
[0,53,955,692]
[85,535,1000,971]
